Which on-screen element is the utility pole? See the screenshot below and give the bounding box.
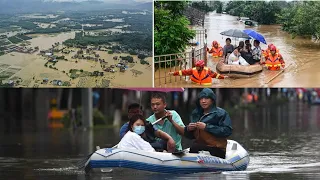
[82,88,93,128]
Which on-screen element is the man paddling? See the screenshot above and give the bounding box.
[184,88,233,159]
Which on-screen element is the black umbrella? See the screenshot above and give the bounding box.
[220,29,250,39]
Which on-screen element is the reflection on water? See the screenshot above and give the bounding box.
[0,103,320,179]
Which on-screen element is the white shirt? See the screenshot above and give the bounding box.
[118,131,155,152]
[228,52,240,65]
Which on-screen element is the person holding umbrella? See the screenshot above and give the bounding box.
[168,60,228,86]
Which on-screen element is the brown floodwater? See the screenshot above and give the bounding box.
[155,12,320,88]
[0,31,152,87]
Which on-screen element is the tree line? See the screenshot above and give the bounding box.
[224,1,320,39]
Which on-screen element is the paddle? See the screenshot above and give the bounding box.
[264,63,292,85]
[77,115,169,169]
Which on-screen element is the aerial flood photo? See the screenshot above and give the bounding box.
[0,0,152,88]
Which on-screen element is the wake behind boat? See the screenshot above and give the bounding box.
[82,140,249,174]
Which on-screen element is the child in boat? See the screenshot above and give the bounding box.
[118,114,176,152]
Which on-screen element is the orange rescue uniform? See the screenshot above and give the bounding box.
[207,45,223,57]
[172,67,225,85]
[264,53,285,71]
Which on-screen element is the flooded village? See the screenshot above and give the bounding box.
[0,7,152,87]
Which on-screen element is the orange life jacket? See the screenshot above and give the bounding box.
[190,67,212,85]
[265,53,283,71]
[210,46,223,57]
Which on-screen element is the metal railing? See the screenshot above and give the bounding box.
[154,27,208,87]
[154,47,208,87]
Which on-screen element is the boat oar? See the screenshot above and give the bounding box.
[77,115,169,169]
[264,63,292,85]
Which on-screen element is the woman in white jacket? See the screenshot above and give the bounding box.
[118,114,156,152]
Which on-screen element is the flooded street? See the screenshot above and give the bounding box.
[155,12,320,88]
[205,12,320,87]
[1,102,320,179]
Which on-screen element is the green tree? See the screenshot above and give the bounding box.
[277,1,320,39]
[154,2,195,56]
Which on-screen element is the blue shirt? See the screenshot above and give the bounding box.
[119,122,129,139]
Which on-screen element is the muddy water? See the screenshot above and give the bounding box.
[155,12,320,88]
[1,102,320,179]
[0,31,152,87]
[28,32,75,50]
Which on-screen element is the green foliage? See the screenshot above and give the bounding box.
[191,1,214,13]
[225,1,283,25]
[56,56,65,59]
[154,8,195,56]
[121,56,134,63]
[16,34,32,40]
[138,54,146,60]
[63,32,151,52]
[14,21,38,30]
[154,1,188,17]
[0,51,4,56]
[108,50,114,54]
[277,1,320,39]
[215,2,223,14]
[8,36,23,44]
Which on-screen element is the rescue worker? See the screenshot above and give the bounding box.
[184,88,233,159]
[263,45,285,71]
[168,60,227,86]
[262,43,279,58]
[207,41,223,57]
